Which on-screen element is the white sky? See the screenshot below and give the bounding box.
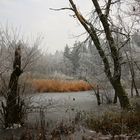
[0,0,92,53]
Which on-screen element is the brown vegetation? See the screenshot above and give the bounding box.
[32,79,94,92]
[85,103,140,135]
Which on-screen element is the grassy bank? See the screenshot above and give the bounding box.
[32,79,93,92]
[85,103,140,135]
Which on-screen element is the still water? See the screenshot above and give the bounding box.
[26,91,97,123]
[25,90,117,124]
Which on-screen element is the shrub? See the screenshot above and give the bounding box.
[85,108,140,135]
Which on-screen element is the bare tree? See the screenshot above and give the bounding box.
[0,26,42,128]
[53,0,131,108]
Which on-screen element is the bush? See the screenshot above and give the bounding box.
[85,107,140,135]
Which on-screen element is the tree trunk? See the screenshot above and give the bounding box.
[112,80,130,109]
[68,0,130,109]
[125,51,139,97]
[5,45,23,127]
[131,79,134,97]
[131,69,139,97]
[133,78,139,97]
[113,91,117,104]
[95,85,101,106]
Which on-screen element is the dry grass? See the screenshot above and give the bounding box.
[85,104,140,135]
[32,79,94,92]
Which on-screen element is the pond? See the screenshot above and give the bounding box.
[0,90,121,139]
[25,90,117,125]
[26,91,97,124]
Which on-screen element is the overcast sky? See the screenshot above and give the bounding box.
[0,0,92,53]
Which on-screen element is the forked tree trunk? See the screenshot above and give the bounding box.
[112,80,130,108]
[5,45,23,127]
[68,0,130,109]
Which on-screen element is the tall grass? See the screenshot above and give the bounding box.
[85,106,140,135]
[32,79,93,92]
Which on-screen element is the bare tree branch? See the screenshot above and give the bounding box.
[50,7,74,11]
[105,0,112,17]
[69,0,113,80]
